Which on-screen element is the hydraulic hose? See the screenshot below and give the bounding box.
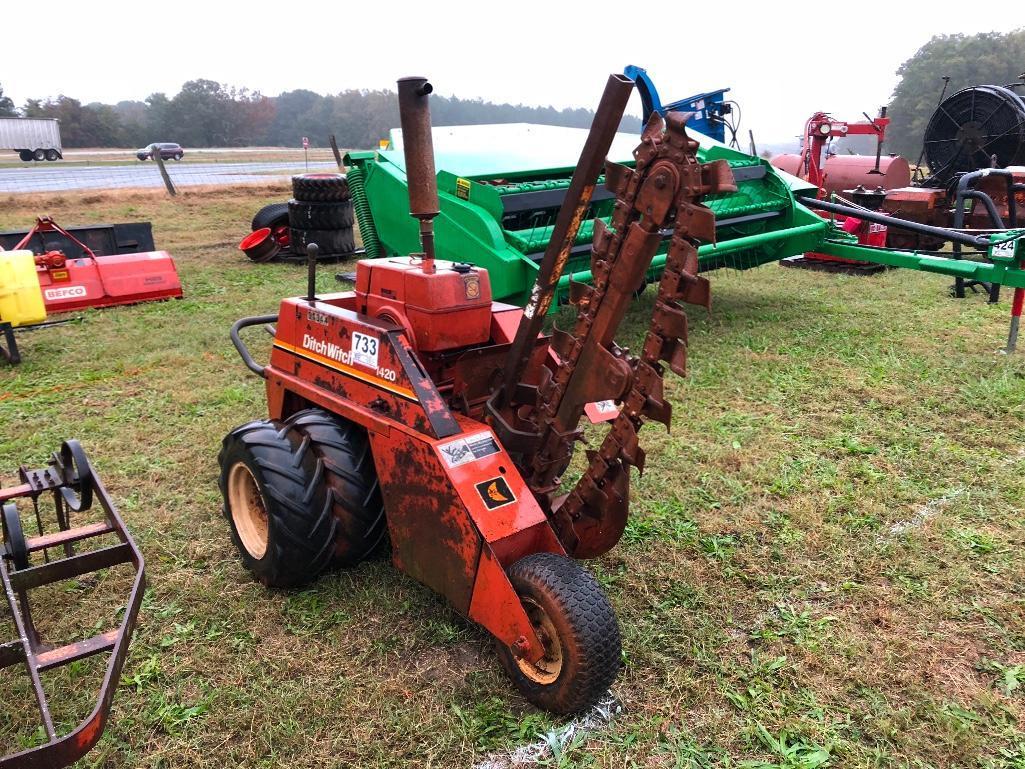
[804,197,992,248]
[347,165,382,259]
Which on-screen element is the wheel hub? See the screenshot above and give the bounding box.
[514,597,563,685]
[227,462,269,559]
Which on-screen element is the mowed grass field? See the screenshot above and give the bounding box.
[2,187,1025,768]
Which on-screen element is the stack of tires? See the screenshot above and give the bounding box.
[287,174,355,262]
[245,173,355,263]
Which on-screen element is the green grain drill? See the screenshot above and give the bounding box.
[345,122,1025,307]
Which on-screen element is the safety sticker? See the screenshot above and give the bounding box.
[475,476,516,510]
[584,399,620,424]
[455,178,472,200]
[351,331,379,369]
[438,432,500,468]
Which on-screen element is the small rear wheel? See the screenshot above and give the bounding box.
[18,150,32,162]
[45,149,59,161]
[496,552,621,714]
[32,149,45,161]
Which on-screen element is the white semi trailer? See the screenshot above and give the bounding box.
[0,118,63,161]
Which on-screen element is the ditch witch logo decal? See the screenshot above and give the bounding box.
[475,476,516,510]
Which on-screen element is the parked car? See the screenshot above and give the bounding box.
[137,142,184,161]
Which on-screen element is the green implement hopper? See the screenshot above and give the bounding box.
[346,123,825,305]
[346,121,1025,307]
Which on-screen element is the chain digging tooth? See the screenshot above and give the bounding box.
[640,112,665,143]
[659,339,688,377]
[703,158,738,194]
[551,326,576,360]
[551,508,580,551]
[604,161,633,196]
[678,203,718,244]
[592,217,613,257]
[642,395,673,429]
[613,417,641,459]
[619,434,646,475]
[652,302,689,340]
[680,274,711,310]
[568,279,594,308]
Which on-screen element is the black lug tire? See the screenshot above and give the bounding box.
[32,149,45,162]
[219,416,338,587]
[251,202,290,231]
[289,226,356,257]
[288,199,355,230]
[496,552,621,714]
[219,409,386,587]
[18,150,32,162]
[292,173,349,203]
[45,149,59,162]
[285,409,386,566]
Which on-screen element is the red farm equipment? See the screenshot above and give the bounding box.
[222,74,735,713]
[0,441,144,768]
[772,109,910,272]
[0,216,182,364]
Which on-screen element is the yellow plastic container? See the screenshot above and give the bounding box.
[0,250,46,327]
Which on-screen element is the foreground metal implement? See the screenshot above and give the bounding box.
[0,441,144,769]
[223,74,732,713]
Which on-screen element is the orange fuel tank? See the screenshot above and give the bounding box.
[772,153,911,196]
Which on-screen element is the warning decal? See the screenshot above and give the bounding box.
[438,432,501,468]
[475,476,516,510]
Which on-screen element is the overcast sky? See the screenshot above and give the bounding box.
[2,1,1022,143]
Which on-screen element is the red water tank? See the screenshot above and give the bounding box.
[771,154,911,196]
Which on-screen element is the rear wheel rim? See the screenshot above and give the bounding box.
[228,462,269,559]
[514,597,563,685]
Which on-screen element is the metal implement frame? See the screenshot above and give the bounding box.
[0,322,19,365]
[0,441,145,769]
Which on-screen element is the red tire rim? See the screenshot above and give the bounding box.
[270,224,291,248]
[239,228,280,262]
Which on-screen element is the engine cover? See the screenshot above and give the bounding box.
[355,257,492,352]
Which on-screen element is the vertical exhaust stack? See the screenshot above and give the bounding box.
[397,76,440,275]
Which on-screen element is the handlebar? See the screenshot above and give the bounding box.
[230,314,279,378]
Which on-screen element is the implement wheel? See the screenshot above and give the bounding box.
[496,552,621,714]
[1,503,28,571]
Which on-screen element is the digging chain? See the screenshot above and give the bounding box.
[527,112,735,557]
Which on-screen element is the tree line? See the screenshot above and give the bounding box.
[3,29,1022,156]
[0,80,639,149]
[886,29,1025,159]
